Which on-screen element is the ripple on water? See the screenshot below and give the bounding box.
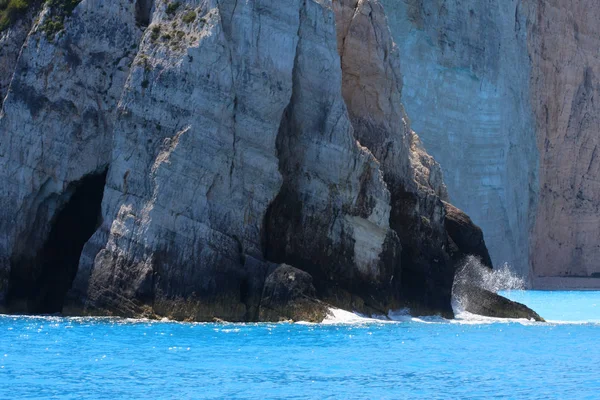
[0,291,599,398]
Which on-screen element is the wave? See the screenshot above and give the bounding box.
[2,310,598,326]
[451,255,528,317]
[321,307,600,326]
[453,255,525,293]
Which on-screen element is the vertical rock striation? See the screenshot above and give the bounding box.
[375,0,600,283]
[380,0,539,277]
[0,0,142,311]
[333,0,456,314]
[264,0,402,316]
[73,0,300,320]
[0,0,495,319]
[526,0,600,280]
[72,0,405,320]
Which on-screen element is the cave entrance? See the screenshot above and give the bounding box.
[8,170,107,314]
[135,0,154,27]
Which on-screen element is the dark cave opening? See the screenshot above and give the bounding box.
[8,170,107,314]
[135,0,154,27]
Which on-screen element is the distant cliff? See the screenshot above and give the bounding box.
[0,0,493,321]
[381,0,600,284]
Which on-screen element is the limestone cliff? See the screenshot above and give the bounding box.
[0,0,142,311]
[333,0,454,312]
[0,0,491,320]
[381,0,538,277]
[526,0,600,281]
[380,0,600,284]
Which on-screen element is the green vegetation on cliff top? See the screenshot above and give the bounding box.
[0,0,31,31]
[0,0,80,34]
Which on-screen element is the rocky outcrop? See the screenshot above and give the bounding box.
[258,265,327,322]
[377,0,600,284]
[454,284,544,322]
[333,0,455,316]
[444,202,492,268]
[0,0,143,312]
[73,0,409,321]
[262,0,401,316]
[0,0,497,321]
[452,255,541,320]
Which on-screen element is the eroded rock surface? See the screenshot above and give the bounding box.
[0,0,496,320]
[0,0,143,312]
[333,0,456,315]
[526,0,600,280]
[0,8,39,105]
[444,201,492,269]
[455,284,544,322]
[378,0,600,284]
[381,0,538,277]
[259,264,327,322]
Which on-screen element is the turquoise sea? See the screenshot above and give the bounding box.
[1,291,599,399]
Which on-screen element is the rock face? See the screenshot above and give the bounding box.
[379,0,600,284]
[10,0,580,320]
[0,9,38,105]
[333,0,454,315]
[444,202,493,269]
[380,0,538,278]
[526,0,600,280]
[0,0,489,321]
[0,0,143,312]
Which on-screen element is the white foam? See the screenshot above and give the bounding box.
[452,310,540,325]
[321,308,381,324]
[321,308,451,325]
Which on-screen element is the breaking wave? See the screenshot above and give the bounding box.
[453,255,525,293]
[451,255,526,317]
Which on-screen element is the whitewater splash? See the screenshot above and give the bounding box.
[453,255,525,293]
[321,257,532,325]
[451,255,528,318]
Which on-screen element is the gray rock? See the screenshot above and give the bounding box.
[455,284,544,322]
[381,0,538,277]
[259,264,327,322]
[333,0,456,316]
[0,0,143,313]
[0,0,494,321]
[444,201,493,268]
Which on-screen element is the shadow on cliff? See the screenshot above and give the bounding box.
[6,169,107,314]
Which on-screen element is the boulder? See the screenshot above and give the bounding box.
[258,265,327,323]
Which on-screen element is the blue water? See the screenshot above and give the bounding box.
[1,292,599,399]
[500,290,600,322]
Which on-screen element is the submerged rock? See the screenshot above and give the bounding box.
[455,284,544,322]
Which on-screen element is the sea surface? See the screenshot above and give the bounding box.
[1,291,599,399]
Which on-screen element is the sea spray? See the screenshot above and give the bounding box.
[451,255,533,318]
[453,255,525,293]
